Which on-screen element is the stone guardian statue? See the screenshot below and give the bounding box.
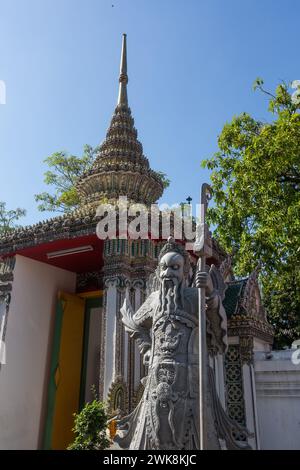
[114,236,251,450]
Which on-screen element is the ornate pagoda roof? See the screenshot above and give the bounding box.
[76,34,164,207]
[223,279,248,318]
[224,274,274,347]
[0,34,164,256]
[0,35,228,274]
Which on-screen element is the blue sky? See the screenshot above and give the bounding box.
[0,0,299,225]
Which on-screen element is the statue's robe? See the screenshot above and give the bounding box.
[115,285,228,450]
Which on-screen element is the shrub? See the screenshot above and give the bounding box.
[68,399,110,450]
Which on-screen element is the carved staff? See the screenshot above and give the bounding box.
[194,183,212,450]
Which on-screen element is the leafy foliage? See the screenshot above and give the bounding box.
[68,397,110,450]
[35,144,98,213]
[202,79,300,348]
[35,145,170,212]
[0,202,26,235]
[153,170,171,189]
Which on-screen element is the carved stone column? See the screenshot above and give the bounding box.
[240,336,254,365]
[122,279,131,386]
[133,279,145,390]
[239,336,260,449]
[125,279,136,410]
[115,285,125,378]
[101,276,120,400]
[214,353,226,410]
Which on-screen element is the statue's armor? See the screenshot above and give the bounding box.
[145,289,199,449]
[116,289,201,449]
[116,274,252,450]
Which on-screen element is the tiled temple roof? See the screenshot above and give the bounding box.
[0,205,98,255]
[223,278,247,318]
[224,274,274,345]
[0,34,164,255]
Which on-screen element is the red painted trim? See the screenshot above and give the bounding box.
[9,235,104,273]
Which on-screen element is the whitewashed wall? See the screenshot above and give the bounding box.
[254,350,300,450]
[0,255,76,450]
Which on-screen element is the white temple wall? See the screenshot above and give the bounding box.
[253,338,271,352]
[254,350,300,450]
[0,255,76,450]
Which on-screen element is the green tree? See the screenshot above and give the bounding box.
[35,144,98,213]
[153,171,171,189]
[35,146,170,213]
[0,202,26,235]
[202,79,300,348]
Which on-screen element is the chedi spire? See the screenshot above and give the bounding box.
[77,34,164,206]
[118,33,128,107]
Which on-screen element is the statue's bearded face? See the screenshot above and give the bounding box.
[159,252,185,288]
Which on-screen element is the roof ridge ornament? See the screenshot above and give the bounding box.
[117,33,128,107]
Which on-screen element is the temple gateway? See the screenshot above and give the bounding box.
[0,35,299,450]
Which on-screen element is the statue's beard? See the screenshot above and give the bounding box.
[158,277,184,314]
